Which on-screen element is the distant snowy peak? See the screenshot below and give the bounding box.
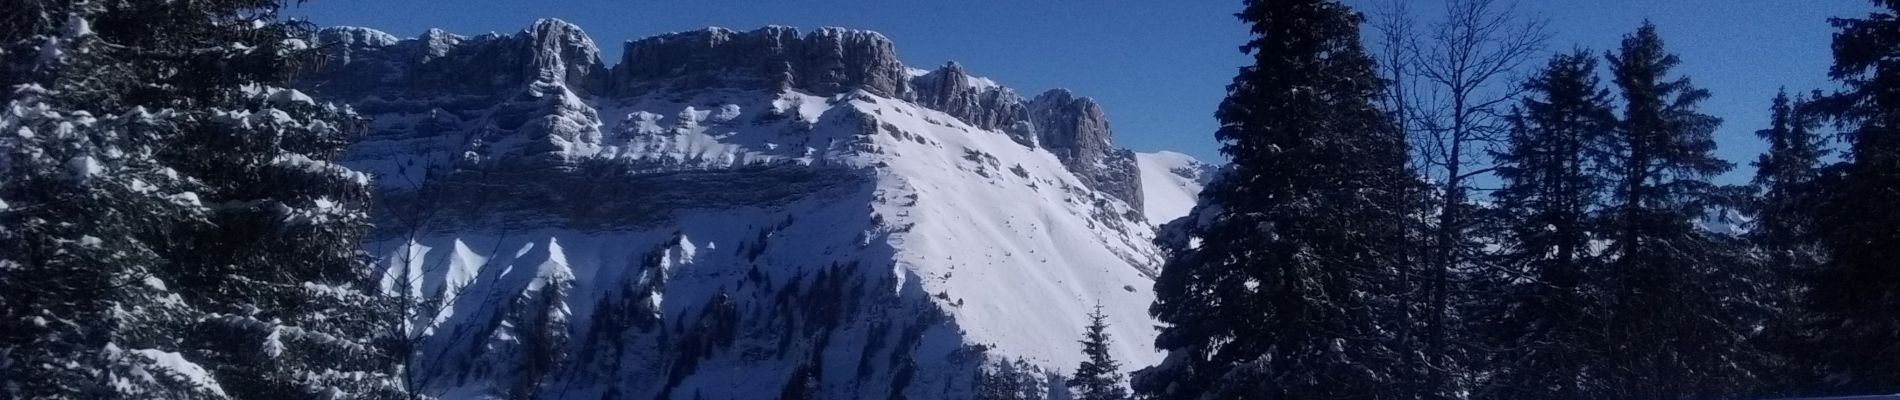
[1136,151,1217,224]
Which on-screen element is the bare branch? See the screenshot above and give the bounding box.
[1392,1,1552,396]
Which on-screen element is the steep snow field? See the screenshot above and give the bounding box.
[1136,151,1216,224]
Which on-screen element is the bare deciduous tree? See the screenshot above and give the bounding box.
[1366,1,1432,397]
[1370,0,1549,397]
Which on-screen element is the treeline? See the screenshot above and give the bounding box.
[1131,0,1900,399]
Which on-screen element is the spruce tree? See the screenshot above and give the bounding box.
[979,359,1048,400]
[1068,305,1129,400]
[1600,22,1753,398]
[1137,0,1416,398]
[1803,0,1900,393]
[1750,90,1828,255]
[0,0,401,398]
[1,74,213,399]
[1746,90,1829,393]
[1477,49,1618,399]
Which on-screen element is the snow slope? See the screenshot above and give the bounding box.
[1136,151,1217,224]
[309,20,1195,399]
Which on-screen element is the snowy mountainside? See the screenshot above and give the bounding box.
[1135,151,1217,224]
[305,19,1200,399]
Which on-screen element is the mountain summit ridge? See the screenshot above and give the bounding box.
[310,19,1147,208]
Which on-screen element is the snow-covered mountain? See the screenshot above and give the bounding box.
[302,19,1206,399]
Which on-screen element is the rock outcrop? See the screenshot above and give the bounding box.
[911,62,1035,147]
[307,19,607,99]
[1027,89,1142,211]
[909,70,1143,209]
[612,26,910,98]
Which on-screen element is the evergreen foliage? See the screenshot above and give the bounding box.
[1598,22,1754,398]
[1802,0,1900,393]
[0,0,401,398]
[1136,0,1418,398]
[1477,49,1619,399]
[1067,305,1129,400]
[1750,90,1830,256]
[1745,90,1831,394]
[1144,4,1897,398]
[978,359,1050,400]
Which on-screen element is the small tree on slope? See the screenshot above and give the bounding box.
[1068,305,1129,400]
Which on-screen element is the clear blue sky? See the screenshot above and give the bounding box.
[288,0,1876,182]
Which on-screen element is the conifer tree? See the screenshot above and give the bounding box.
[1745,90,1830,393]
[979,359,1048,400]
[1803,0,1900,393]
[1750,90,1829,256]
[1068,305,1129,400]
[0,76,214,400]
[0,0,401,398]
[1600,22,1753,398]
[1478,49,1618,399]
[1137,0,1416,398]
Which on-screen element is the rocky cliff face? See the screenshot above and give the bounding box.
[310,19,608,98]
[907,64,1145,210]
[308,21,1143,210]
[1027,89,1143,211]
[603,26,1146,209]
[612,26,910,99]
[912,61,1035,146]
[303,19,1180,400]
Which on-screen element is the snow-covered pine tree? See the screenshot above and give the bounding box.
[1599,21,1756,398]
[1,0,401,398]
[1803,0,1900,393]
[3,3,235,399]
[1067,305,1128,400]
[1135,0,1417,398]
[1476,49,1619,399]
[1,59,216,400]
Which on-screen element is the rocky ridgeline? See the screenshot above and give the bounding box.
[311,19,606,98]
[305,19,1143,209]
[912,61,1031,144]
[614,26,910,99]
